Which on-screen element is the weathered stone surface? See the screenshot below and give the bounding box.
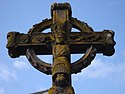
[6,2,115,94]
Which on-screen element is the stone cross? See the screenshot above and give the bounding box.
[6,3,115,94]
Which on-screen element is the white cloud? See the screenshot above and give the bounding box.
[73,58,125,84]
[13,60,30,70]
[0,60,30,82]
[82,59,114,78]
[0,69,17,81]
[122,51,125,58]
[0,64,17,81]
[0,87,5,94]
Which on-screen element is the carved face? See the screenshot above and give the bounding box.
[51,23,68,44]
[54,31,65,44]
[55,73,67,87]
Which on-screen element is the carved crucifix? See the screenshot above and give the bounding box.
[6,3,115,94]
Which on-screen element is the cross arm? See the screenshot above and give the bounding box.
[69,30,115,56]
[6,30,115,58]
[6,32,54,58]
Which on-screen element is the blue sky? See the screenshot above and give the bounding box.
[0,0,125,94]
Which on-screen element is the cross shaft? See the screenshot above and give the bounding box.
[6,2,115,94]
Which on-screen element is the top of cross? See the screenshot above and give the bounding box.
[6,2,115,74]
[6,3,115,93]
